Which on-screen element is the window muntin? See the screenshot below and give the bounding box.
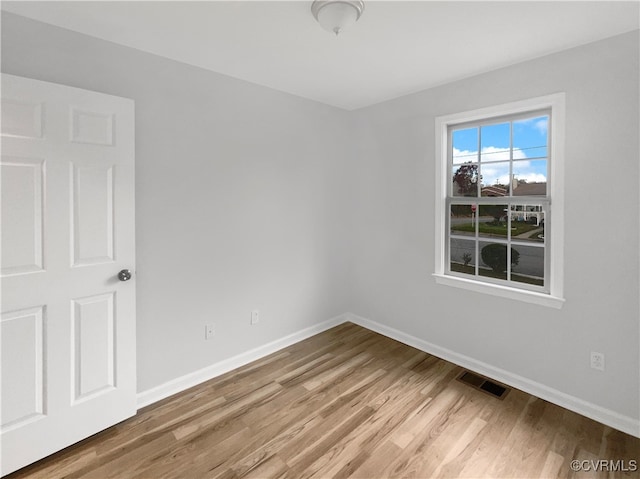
[446,110,550,293]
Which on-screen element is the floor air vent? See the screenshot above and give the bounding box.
[456,371,510,399]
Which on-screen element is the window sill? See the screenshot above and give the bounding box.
[433,273,565,309]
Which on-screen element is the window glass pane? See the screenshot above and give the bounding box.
[452,164,479,197]
[452,127,478,165]
[513,116,548,159]
[450,238,476,276]
[479,241,509,281]
[509,205,545,243]
[450,204,476,237]
[512,159,547,196]
[480,162,510,196]
[511,244,544,287]
[481,122,510,162]
[478,204,508,240]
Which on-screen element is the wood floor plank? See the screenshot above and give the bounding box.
[7,323,640,479]
[134,424,254,479]
[349,441,403,479]
[431,416,488,478]
[539,450,565,479]
[171,382,283,441]
[302,352,372,391]
[384,392,485,478]
[298,368,441,478]
[456,389,531,478]
[210,411,325,477]
[283,406,376,475]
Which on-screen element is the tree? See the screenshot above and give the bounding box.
[452,163,480,196]
[451,204,471,217]
[481,204,507,225]
[481,243,520,273]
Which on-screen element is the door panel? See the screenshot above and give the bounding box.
[71,292,116,402]
[71,162,115,266]
[0,307,45,430]
[0,74,136,476]
[0,99,43,139]
[0,157,45,276]
[71,108,114,146]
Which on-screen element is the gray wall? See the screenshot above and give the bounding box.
[349,30,640,421]
[2,11,638,425]
[1,12,355,392]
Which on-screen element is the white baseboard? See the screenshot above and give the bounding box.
[136,314,348,409]
[344,312,640,438]
[137,311,639,438]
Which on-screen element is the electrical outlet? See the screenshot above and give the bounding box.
[251,310,259,325]
[590,351,605,371]
[205,323,215,340]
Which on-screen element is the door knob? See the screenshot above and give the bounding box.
[118,269,132,281]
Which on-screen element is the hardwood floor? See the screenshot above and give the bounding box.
[8,323,639,479]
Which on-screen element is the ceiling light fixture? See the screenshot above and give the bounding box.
[311,0,365,36]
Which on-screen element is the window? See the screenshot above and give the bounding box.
[434,95,565,308]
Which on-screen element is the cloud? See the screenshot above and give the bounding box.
[480,171,547,186]
[453,146,527,163]
[534,118,548,135]
[480,166,546,186]
[452,147,477,163]
[516,172,547,183]
[475,155,546,186]
[482,146,527,161]
[480,164,510,185]
[453,146,546,186]
[514,116,548,136]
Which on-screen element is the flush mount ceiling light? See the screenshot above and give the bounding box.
[311,0,365,36]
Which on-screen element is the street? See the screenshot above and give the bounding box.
[450,237,544,278]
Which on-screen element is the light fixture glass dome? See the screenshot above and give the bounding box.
[311,1,365,35]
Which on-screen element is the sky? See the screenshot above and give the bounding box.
[452,115,548,187]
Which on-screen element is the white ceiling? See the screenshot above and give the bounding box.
[3,1,639,110]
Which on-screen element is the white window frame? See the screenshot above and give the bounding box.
[434,94,565,308]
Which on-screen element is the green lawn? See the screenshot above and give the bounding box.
[528,230,544,240]
[451,221,540,237]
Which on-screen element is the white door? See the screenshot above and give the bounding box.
[0,74,136,476]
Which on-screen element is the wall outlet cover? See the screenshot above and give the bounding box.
[205,324,215,340]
